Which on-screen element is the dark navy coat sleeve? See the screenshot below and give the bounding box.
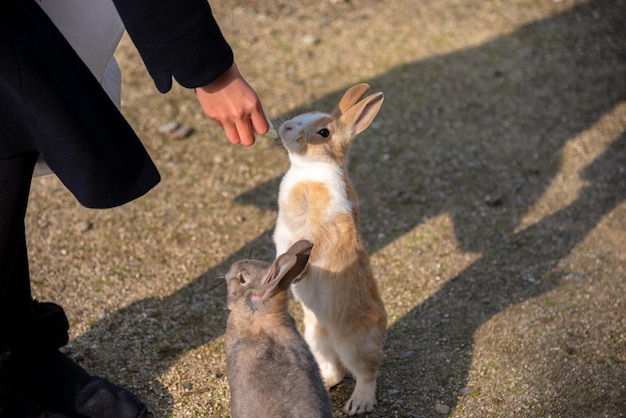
[112,0,234,93]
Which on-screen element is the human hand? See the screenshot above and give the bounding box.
[195,63,269,146]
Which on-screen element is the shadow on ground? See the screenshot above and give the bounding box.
[70,0,625,415]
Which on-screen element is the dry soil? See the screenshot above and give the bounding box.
[27,0,625,416]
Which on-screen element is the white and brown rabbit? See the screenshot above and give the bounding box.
[273,84,387,415]
[224,240,333,418]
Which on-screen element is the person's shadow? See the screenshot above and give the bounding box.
[68,0,625,415]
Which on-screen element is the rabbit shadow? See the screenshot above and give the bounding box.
[67,0,625,416]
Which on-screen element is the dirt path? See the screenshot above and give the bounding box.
[27,0,625,416]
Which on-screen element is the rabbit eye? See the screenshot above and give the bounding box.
[317,128,330,138]
[238,273,246,284]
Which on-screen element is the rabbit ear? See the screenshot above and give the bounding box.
[332,83,371,118]
[285,239,314,258]
[340,92,384,136]
[263,240,313,288]
[263,254,297,287]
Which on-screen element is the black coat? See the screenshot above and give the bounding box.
[0,0,234,208]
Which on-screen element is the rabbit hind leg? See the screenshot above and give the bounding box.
[336,333,383,415]
[301,307,346,388]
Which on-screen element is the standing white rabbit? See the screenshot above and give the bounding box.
[274,84,387,415]
[224,240,333,418]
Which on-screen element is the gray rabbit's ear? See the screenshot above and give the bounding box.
[286,240,313,258]
[284,240,313,279]
[263,253,297,287]
[264,240,313,287]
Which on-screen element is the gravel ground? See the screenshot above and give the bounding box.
[26,0,625,417]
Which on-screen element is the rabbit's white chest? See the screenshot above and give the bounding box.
[274,162,351,254]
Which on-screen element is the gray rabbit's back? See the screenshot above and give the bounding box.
[226,317,332,418]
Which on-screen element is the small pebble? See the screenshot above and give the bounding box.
[400,350,415,358]
[459,387,475,396]
[157,121,179,133]
[74,221,93,232]
[435,402,450,415]
[485,194,502,207]
[524,275,537,284]
[301,34,321,45]
[171,125,194,139]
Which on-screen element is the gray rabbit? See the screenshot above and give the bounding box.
[224,240,333,418]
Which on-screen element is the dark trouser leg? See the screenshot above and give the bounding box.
[0,153,147,418]
[0,152,68,418]
[0,151,38,334]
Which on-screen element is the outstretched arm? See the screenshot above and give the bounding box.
[112,0,268,146]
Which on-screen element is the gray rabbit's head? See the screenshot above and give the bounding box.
[225,240,313,316]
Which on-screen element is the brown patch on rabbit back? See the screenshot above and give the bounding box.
[282,181,333,232]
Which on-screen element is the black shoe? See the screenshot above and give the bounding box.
[4,302,147,418]
[74,378,148,418]
[11,349,147,418]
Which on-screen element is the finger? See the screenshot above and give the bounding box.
[236,117,256,147]
[222,122,241,145]
[250,107,270,135]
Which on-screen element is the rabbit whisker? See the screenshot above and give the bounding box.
[207,277,226,293]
